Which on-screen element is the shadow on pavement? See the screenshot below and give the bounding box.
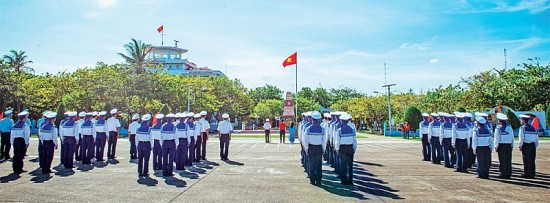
[485,162,550,189]
[178,170,200,179]
[202,160,220,166]
[187,166,206,174]
[0,173,21,183]
[29,157,39,163]
[223,160,244,166]
[137,176,158,186]
[29,168,52,183]
[163,176,187,188]
[106,159,120,165]
[93,161,108,168]
[319,161,402,201]
[76,163,95,172]
[53,164,75,177]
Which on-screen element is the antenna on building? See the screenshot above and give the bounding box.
[174,40,179,48]
[504,48,507,69]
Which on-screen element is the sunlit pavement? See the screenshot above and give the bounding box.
[0,136,548,202]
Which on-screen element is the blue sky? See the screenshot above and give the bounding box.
[1,0,549,94]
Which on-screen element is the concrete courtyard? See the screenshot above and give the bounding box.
[0,135,548,202]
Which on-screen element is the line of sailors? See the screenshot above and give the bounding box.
[299,111,357,186]
[419,111,539,179]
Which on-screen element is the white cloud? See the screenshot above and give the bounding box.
[399,43,430,51]
[451,0,550,14]
[96,0,118,8]
[430,58,439,64]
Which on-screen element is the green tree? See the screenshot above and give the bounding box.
[159,103,171,115]
[117,38,153,74]
[456,107,466,112]
[404,106,423,131]
[247,85,283,105]
[252,99,283,120]
[546,105,550,127]
[55,102,65,126]
[3,50,34,111]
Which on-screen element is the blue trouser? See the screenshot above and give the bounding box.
[129,134,137,159]
[466,137,474,168]
[333,147,340,173]
[62,136,76,168]
[75,135,81,161]
[308,145,323,184]
[201,132,208,160]
[95,132,107,161]
[326,142,332,165]
[38,139,43,167]
[138,141,151,176]
[497,143,512,178]
[476,146,491,178]
[153,140,162,170]
[220,134,230,160]
[12,138,27,173]
[188,137,195,166]
[82,135,94,164]
[442,138,455,167]
[339,145,355,184]
[430,137,442,164]
[107,131,118,159]
[162,140,176,176]
[0,132,11,160]
[421,134,431,161]
[301,146,305,166]
[455,139,467,172]
[40,140,55,173]
[176,138,188,170]
[521,142,536,178]
[195,135,202,161]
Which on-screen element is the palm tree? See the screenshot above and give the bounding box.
[117,38,153,74]
[2,50,34,111]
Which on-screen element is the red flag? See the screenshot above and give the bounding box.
[0,112,3,120]
[532,116,540,130]
[282,52,297,68]
[157,25,164,33]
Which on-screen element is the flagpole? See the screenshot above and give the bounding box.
[295,59,298,125]
[161,30,164,45]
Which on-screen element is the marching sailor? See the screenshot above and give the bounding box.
[452,113,471,172]
[199,111,210,161]
[161,113,178,176]
[494,113,514,178]
[472,116,493,179]
[151,114,164,171]
[80,112,96,165]
[193,113,202,163]
[303,111,326,186]
[217,113,233,161]
[428,113,442,164]
[75,111,86,162]
[39,112,58,173]
[136,114,153,176]
[334,113,357,185]
[94,111,108,162]
[128,114,140,160]
[60,111,78,169]
[175,113,189,170]
[518,114,539,179]
[440,113,456,168]
[419,113,431,161]
[11,111,30,173]
[186,113,198,166]
[107,108,121,160]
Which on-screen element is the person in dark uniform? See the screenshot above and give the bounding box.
[334,113,357,185]
[518,114,539,179]
[128,114,140,161]
[94,111,108,162]
[428,113,442,164]
[217,113,233,161]
[75,111,86,162]
[452,113,471,173]
[39,112,58,173]
[60,112,78,169]
[419,113,431,161]
[161,113,178,176]
[472,116,493,179]
[175,113,189,170]
[136,114,153,176]
[186,113,197,166]
[151,114,164,171]
[79,113,96,165]
[11,111,31,173]
[494,113,514,178]
[303,111,326,186]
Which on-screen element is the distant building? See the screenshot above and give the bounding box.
[145,45,225,77]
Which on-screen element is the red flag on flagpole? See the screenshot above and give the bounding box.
[0,111,3,120]
[532,116,540,130]
[157,25,164,33]
[282,52,297,68]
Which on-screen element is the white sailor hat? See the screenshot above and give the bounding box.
[4,110,13,115]
[266,118,270,121]
[175,113,181,118]
[222,113,229,119]
[496,113,508,120]
[142,114,152,121]
[166,113,175,118]
[463,113,473,118]
[422,113,429,117]
[187,112,195,117]
[323,113,330,118]
[68,111,77,117]
[456,113,465,118]
[42,111,50,116]
[64,112,70,115]
[78,111,86,117]
[92,111,98,116]
[475,112,488,117]
[193,113,201,118]
[519,114,530,119]
[438,112,448,117]
[98,111,107,116]
[46,112,57,119]
[86,112,93,116]
[132,113,140,120]
[200,111,207,116]
[155,114,165,119]
[110,108,118,114]
[330,112,337,115]
[430,113,439,117]
[453,112,461,115]
[476,116,487,124]
[340,113,351,120]
[17,111,29,117]
[311,111,322,119]
[447,114,456,118]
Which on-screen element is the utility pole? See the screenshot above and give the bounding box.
[382,83,396,131]
[504,48,508,69]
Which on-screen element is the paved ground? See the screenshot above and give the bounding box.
[0,135,548,202]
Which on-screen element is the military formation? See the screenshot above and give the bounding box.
[299,111,357,186]
[0,108,236,177]
[419,112,539,179]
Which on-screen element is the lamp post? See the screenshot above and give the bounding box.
[382,84,396,135]
[184,84,207,112]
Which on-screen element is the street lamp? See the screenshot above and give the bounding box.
[382,84,396,135]
[184,84,207,112]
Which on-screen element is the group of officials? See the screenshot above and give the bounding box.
[0,108,235,177]
[299,111,357,186]
[419,112,539,179]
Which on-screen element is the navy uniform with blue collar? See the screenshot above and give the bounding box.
[94,112,108,161]
[37,111,49,167]
[39,112,58,173]
[301,112,312,176]
[136,114,153,176]
[186,113,198,166]
[463,113,475,168]
[80,113,96,165]
[75,111,86,162]
[452,113,471,172]
[334,113,357,185]
[303,111,326,186]
[152,114,164,170]
[428,113,443,164]
[175,113,189,170]
[472,116,493,179]
[128,114,141,160]
[440,114,456,168]
[59,112,69,163]
[494,113,514,178]
[330,112,343,174]
[60,112,78,168]
[161,113,178,176]
[11,112,31,173]
[518,114,539,179]
[419,113,431,161]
